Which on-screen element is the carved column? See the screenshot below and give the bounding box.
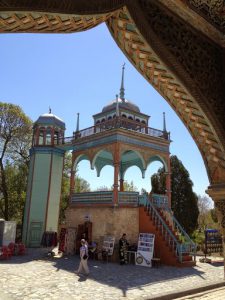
[166,156,171,208]
[70,170,75,194]
[113,143,120,206]
[206,184,225,275]
[120,179,124,192]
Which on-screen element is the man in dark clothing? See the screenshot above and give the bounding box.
[119,233,129,265]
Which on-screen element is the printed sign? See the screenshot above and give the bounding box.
[135,233,155,267]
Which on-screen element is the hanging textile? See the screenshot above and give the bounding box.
[65,227,77,255]
[58,228,67,252]
[41,231,57,247]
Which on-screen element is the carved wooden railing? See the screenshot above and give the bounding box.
[56,117,170,145]
[71,191,113,204]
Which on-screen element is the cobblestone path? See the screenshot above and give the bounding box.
[0,249,224,300]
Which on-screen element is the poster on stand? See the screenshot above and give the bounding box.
[135,233,155,267]
[102,236,115,255]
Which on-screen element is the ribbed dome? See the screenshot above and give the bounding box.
[102,98,140,113]
[34,113,65,129]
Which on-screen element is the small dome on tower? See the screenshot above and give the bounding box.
[34,112,65,130]
[102,98,140,113]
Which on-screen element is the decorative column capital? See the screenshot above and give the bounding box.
[206,183,225,229]
[206,183,225,201]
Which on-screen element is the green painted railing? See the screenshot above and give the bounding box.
[166,207,196,261]
[71,191,140,206]
[118,192,139,205]
[71,191,113,204]
[152,194,169,209]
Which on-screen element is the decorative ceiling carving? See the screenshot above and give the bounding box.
[107,7,225,183]
[185,0,225,33]
[0,0,225,185]
[0,11,115,33]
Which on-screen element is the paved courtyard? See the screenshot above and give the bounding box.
[0,249,224,300]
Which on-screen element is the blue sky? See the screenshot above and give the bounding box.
[0,23,210,199]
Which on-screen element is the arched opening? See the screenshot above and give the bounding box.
[46,128,52,145]
[120,150,146,181]
[91,149,114,176]
[38,128,45,145]
[54,131,59,145]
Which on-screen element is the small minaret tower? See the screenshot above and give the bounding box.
[22,110,66,247]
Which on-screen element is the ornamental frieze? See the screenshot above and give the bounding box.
[185,0,225,32]
[138,1,225,128]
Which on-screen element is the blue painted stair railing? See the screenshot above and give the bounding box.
[138,194,196,263]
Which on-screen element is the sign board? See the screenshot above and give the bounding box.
[102,236,115,256]
[205,229,222,255]
[135,233,155,267]
[2,221,16,246]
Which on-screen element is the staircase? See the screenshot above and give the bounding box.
[139,194,196,267]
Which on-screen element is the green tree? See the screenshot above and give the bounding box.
[59,152,91,223]
[59,152,71,223]
[75,176,91,193]
[2,161,28,222]
[123,180,138,191]
[151,171,166,194]
[0,102,32,220]
[198,195,215,230]
[151,155,199,234]
[210,208,218,224]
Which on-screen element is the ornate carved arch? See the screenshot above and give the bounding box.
[1,0,225,185]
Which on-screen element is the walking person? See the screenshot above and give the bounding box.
[75,239,89,276]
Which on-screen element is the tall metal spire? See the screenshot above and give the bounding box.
[163,112,167,132]
[76,113,80,132]
[120,63,125,102]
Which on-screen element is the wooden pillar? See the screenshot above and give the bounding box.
[113,144,120,206]
[120,179,124,192]
[70,170,75,194]
[166,156,171,208]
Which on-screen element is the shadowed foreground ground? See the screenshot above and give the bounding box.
[0,249,224,300]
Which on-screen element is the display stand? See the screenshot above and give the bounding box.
[135,233,155,267]
[205,229,223,257]
[101,236,115,262]
[102,236,115,255]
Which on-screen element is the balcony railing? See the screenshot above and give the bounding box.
[151,194,169,209]
[56,117,170,145]
[71,191,139,206]
[118,192,139,205]
[71,191,113,204]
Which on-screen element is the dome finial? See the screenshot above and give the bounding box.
[119,63,125,102]
[49,106,52,114]
[76,113,80,132]
[163,112,167,132]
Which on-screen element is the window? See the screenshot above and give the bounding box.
[46,128,52,145]
[38,129,44,145]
